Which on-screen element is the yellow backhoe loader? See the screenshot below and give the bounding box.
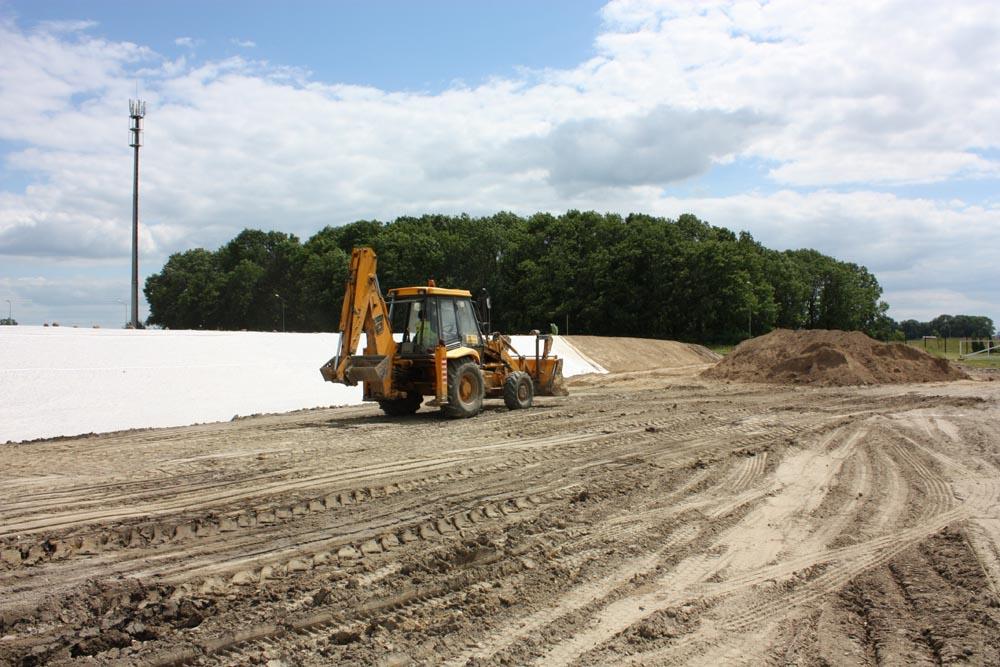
[320,247,567,418]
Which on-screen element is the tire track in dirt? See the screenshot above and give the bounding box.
[3,373,997,666]
[613,435,998,666]
[439,448,778,666]
[1,407,785,571]
[0,457,587,607]
[1,481,588,660]
[0,426,616,536]
[0,452,547,570]
[3,418,772,664]
[788,438,872,557]
[869,444,909,534]
[0,456,478,538]
[139,460,734,664]
[886,438,955,524]
[444,524,704,666]
[5,414,712,624]
[615,512,980,666]
[524,421,974,667]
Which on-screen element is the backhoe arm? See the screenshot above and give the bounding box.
[320,247,396,395]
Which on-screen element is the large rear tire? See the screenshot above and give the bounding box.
[503,371,533,410]
[378,392,423,417]
[444,359,484,418]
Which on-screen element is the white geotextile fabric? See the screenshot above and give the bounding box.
[0,327,604,443]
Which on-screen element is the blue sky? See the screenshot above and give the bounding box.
[12,1,608,91]
[0,0,998,330]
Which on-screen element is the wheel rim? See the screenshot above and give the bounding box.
[459,375,474,402]
[517,381,529,402]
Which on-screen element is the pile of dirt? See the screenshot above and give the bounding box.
[563,335,720,373]
[702,329,969,386]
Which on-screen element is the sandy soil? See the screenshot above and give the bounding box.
[562,336,720,373]
[704,329,968,386]
[2,356,999,665]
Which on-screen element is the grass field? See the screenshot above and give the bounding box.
[906,337,1000,368]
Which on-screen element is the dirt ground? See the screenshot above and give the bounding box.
[2,340,1000,666]
[703,329,968,386]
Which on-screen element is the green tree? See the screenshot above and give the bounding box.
[145,248,223,329]
[144,210,894,343]
[215,229,306,330]
[301,229,351,331]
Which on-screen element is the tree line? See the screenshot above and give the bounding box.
[145,211,901,343]
[899,314,995,340]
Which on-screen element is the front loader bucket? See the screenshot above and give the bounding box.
[524,357,568,397]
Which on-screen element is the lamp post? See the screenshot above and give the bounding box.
[274,293,285,332]
[4,299,10,323]
[115,299,128,327]
[746,280,752,340]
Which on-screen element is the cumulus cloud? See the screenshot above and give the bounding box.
[174,36,200,49]
[591,0,1000,186]
[0,1,998,325]
[230,38,256,48]
[521,106,768,192]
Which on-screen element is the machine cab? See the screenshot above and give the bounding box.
[388,286,484,356]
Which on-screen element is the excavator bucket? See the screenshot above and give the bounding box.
[523,357,568,396]
[319,356,339,383]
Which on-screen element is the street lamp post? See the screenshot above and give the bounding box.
[4,299,10,323]
[115,299,128,327]
[746,281,752,340]
[274,293,285,332]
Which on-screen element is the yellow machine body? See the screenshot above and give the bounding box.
[320,247,566,418]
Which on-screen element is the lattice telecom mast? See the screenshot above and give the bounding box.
[128,98,146,329]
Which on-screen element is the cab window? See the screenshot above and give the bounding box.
[414,300,438,351]
[438,299,460,345]
[390,298,437,352]
[455,299,481,344]
[389,299,414,336]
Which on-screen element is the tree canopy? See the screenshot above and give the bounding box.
[146,211,910,343]
[899,314,995,339]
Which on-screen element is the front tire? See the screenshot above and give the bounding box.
[378,392,423,417]
[444,359,484,418]
[503,371,534,410]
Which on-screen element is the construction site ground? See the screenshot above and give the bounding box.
[3,337,1000,666]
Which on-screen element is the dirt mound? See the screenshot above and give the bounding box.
[702,329,969,386]
[562,335,720,373]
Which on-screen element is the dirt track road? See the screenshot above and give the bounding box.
[2,364,999,665]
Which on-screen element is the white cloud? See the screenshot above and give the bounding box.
[513,106,769,193]
[230,38,256,48]
[174,36,201,49]
[34,19,97,33]
[0,2,998,326]
[591,0,1000,185]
